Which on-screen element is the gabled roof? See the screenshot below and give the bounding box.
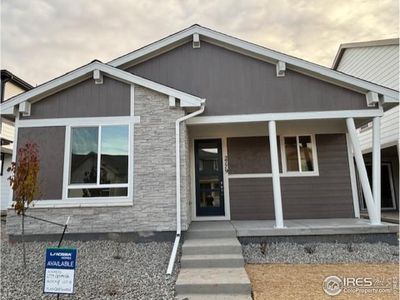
[1,69,34,91]
[332,38,399,69]
[0,61,205,115]
[108,24,398,102]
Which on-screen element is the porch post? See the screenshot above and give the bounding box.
[372,117,381,223]
[268,121,284,228]
[346,118,380,225]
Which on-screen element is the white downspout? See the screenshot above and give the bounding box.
[166,102,205,275]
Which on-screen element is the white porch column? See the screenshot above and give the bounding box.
[346,118,380,225]
[268,121,284,228]
[372,117,381,222]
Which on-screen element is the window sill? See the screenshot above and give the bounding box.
[228,172,319,179]
[21,199,133,209]
[281,172,319,177]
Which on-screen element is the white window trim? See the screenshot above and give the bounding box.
[280,134,319,176]
[63,122,133,203]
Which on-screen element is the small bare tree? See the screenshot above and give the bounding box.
[8,142,40,268]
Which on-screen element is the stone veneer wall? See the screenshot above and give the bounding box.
[6,85,191,235]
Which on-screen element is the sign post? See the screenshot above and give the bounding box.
[44,247,77,296]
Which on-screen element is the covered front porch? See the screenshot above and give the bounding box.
[186,112,386,228]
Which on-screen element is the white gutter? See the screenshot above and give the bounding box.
[166,103,205,275]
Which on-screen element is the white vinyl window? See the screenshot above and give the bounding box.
[67,124,130,199]
[281,135,318,175]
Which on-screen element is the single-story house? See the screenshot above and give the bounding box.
[1,25,398,242]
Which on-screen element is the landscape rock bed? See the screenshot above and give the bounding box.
[242,242,399,264]
[1,225,180,299]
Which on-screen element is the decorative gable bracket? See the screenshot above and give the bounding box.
[19,101,31,117]
[193,33,200,49]
[366,91,379,107]
[93,69,103,84]
[276,61,286,77]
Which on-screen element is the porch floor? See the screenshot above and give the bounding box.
[230,218,399,237]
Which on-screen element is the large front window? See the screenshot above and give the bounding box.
[68,125,129,198]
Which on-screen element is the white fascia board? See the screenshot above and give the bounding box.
[108,25,398,100]
[108,26,197,67]
[98,63,204,107]
[0,63,96,114]
[382,95,399,104]
[0,61,204,114]
[187,109,383,125]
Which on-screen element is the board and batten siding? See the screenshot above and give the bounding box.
[17,126,66,200]
[128,41,370,116]
[7,85,192,235]
[21,76,131,119]
[228,134,354,220]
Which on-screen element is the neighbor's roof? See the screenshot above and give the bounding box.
[1,69,34,91]
[332,38,400,70]
[108,24,398,102]
[0,60,205,115]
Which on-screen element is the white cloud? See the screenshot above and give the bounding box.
[1,0,398,85]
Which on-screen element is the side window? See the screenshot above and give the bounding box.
[282,135,317,174]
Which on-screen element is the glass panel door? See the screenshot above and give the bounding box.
[195,139,225,216]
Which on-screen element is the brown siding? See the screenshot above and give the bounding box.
[227,136,282,174]
[229,133,354,220]
[281,134,354,218]
[128,42,370,116]
[229,178,275,220]
[17,127,65,200]
[228,137,271,174]
[23,76,130,119]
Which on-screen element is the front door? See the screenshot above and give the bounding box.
[195,139,225,216]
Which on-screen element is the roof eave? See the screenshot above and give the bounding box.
[109,25,398,101]
[0,61,204,115]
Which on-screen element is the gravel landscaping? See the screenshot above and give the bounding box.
[0,224,180,299]
[242,242,399,264]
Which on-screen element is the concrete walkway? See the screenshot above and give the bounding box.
[175,221,251,300]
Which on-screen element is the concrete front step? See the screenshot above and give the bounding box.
[182,238,243,255]
[176,294,252,300]
[181,254,244,268]
[185,221,237,239]
[176,268,251,295]
[185,230,237,239]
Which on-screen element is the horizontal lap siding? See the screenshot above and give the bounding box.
[227,136,282,174]
[229,178,275,220]
[281,134,354,218]
[17,127,65,200]
[227,137,271,173]
[229,133,354,220]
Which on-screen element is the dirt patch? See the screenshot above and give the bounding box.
[246,263,399,300]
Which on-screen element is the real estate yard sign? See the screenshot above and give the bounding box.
[44,248,77,294]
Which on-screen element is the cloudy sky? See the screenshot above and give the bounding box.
[1,0,398,86]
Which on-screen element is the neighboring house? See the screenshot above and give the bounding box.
[0,25,398,243]
[332,39,399,214]
[0,70,33,214]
